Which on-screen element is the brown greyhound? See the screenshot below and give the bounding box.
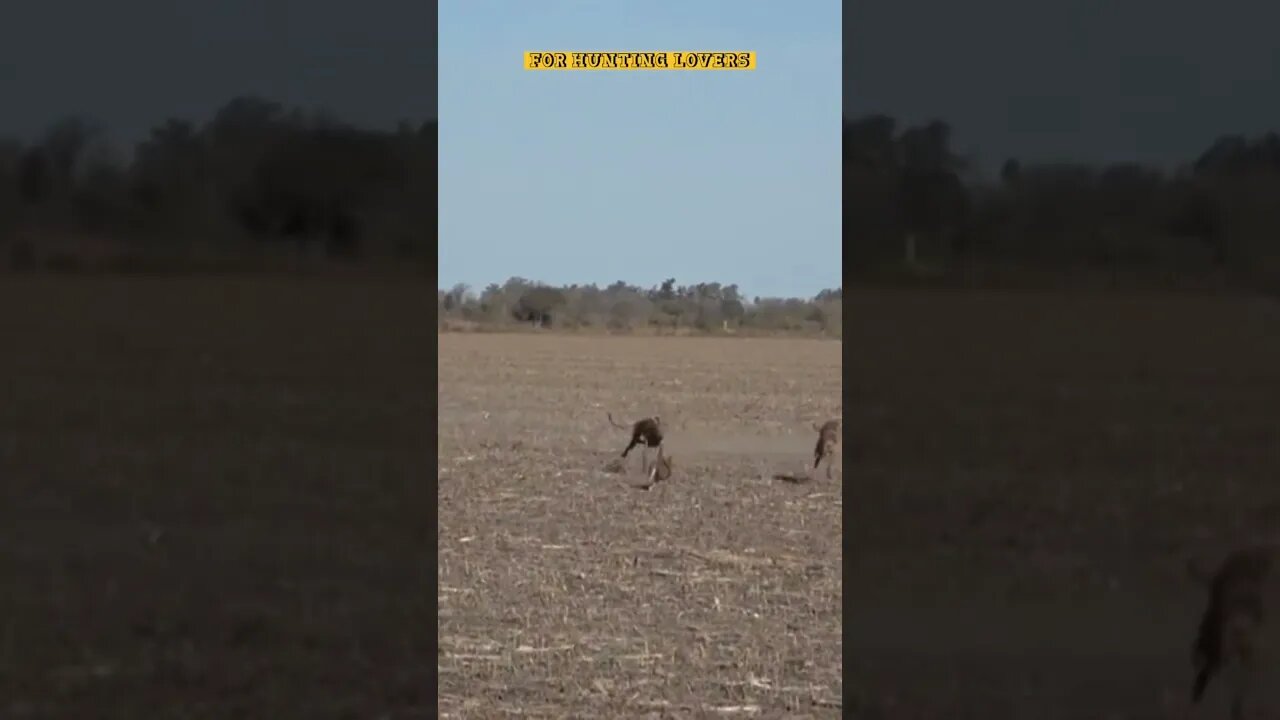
[608,412,664,474]
[812,419,840,479]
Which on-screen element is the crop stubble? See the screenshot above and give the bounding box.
[438,333,844,717]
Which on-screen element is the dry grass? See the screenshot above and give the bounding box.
[0,276,431,718]
[848,288,1280,718]
[438,334,843,717]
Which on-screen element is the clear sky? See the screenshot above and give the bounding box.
[439,0,841,301]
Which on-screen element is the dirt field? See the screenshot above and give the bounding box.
[437,333,844,718]
[848,289,1280,719]
[0,276,431,718]
[24,277,1280,717]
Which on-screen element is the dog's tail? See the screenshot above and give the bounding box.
[607,412,629,430]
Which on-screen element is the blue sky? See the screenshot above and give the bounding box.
[439,1,841,301]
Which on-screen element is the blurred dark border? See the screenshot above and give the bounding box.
[840,5,853,714]
[0,2,439,716]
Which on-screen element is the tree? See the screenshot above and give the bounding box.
[844,114,898,173]
[609,299,636,330]
[651,278,676,302]
[898,119,962,176]
[720,298,746,326]
[514,287,566,327]
[693,299,723,331]
[42,115,103,190]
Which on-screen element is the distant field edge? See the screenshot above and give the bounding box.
[436,325,842,340]
[848,265,1280,295]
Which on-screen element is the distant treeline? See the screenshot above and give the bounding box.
[847,114,1280,288]
[438,278,843,337]
[11,100,1275,287]
[0,96,433,271]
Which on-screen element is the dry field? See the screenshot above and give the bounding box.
[0,276,431,718]
[849,289,1280,718]
[437,333,844,718]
